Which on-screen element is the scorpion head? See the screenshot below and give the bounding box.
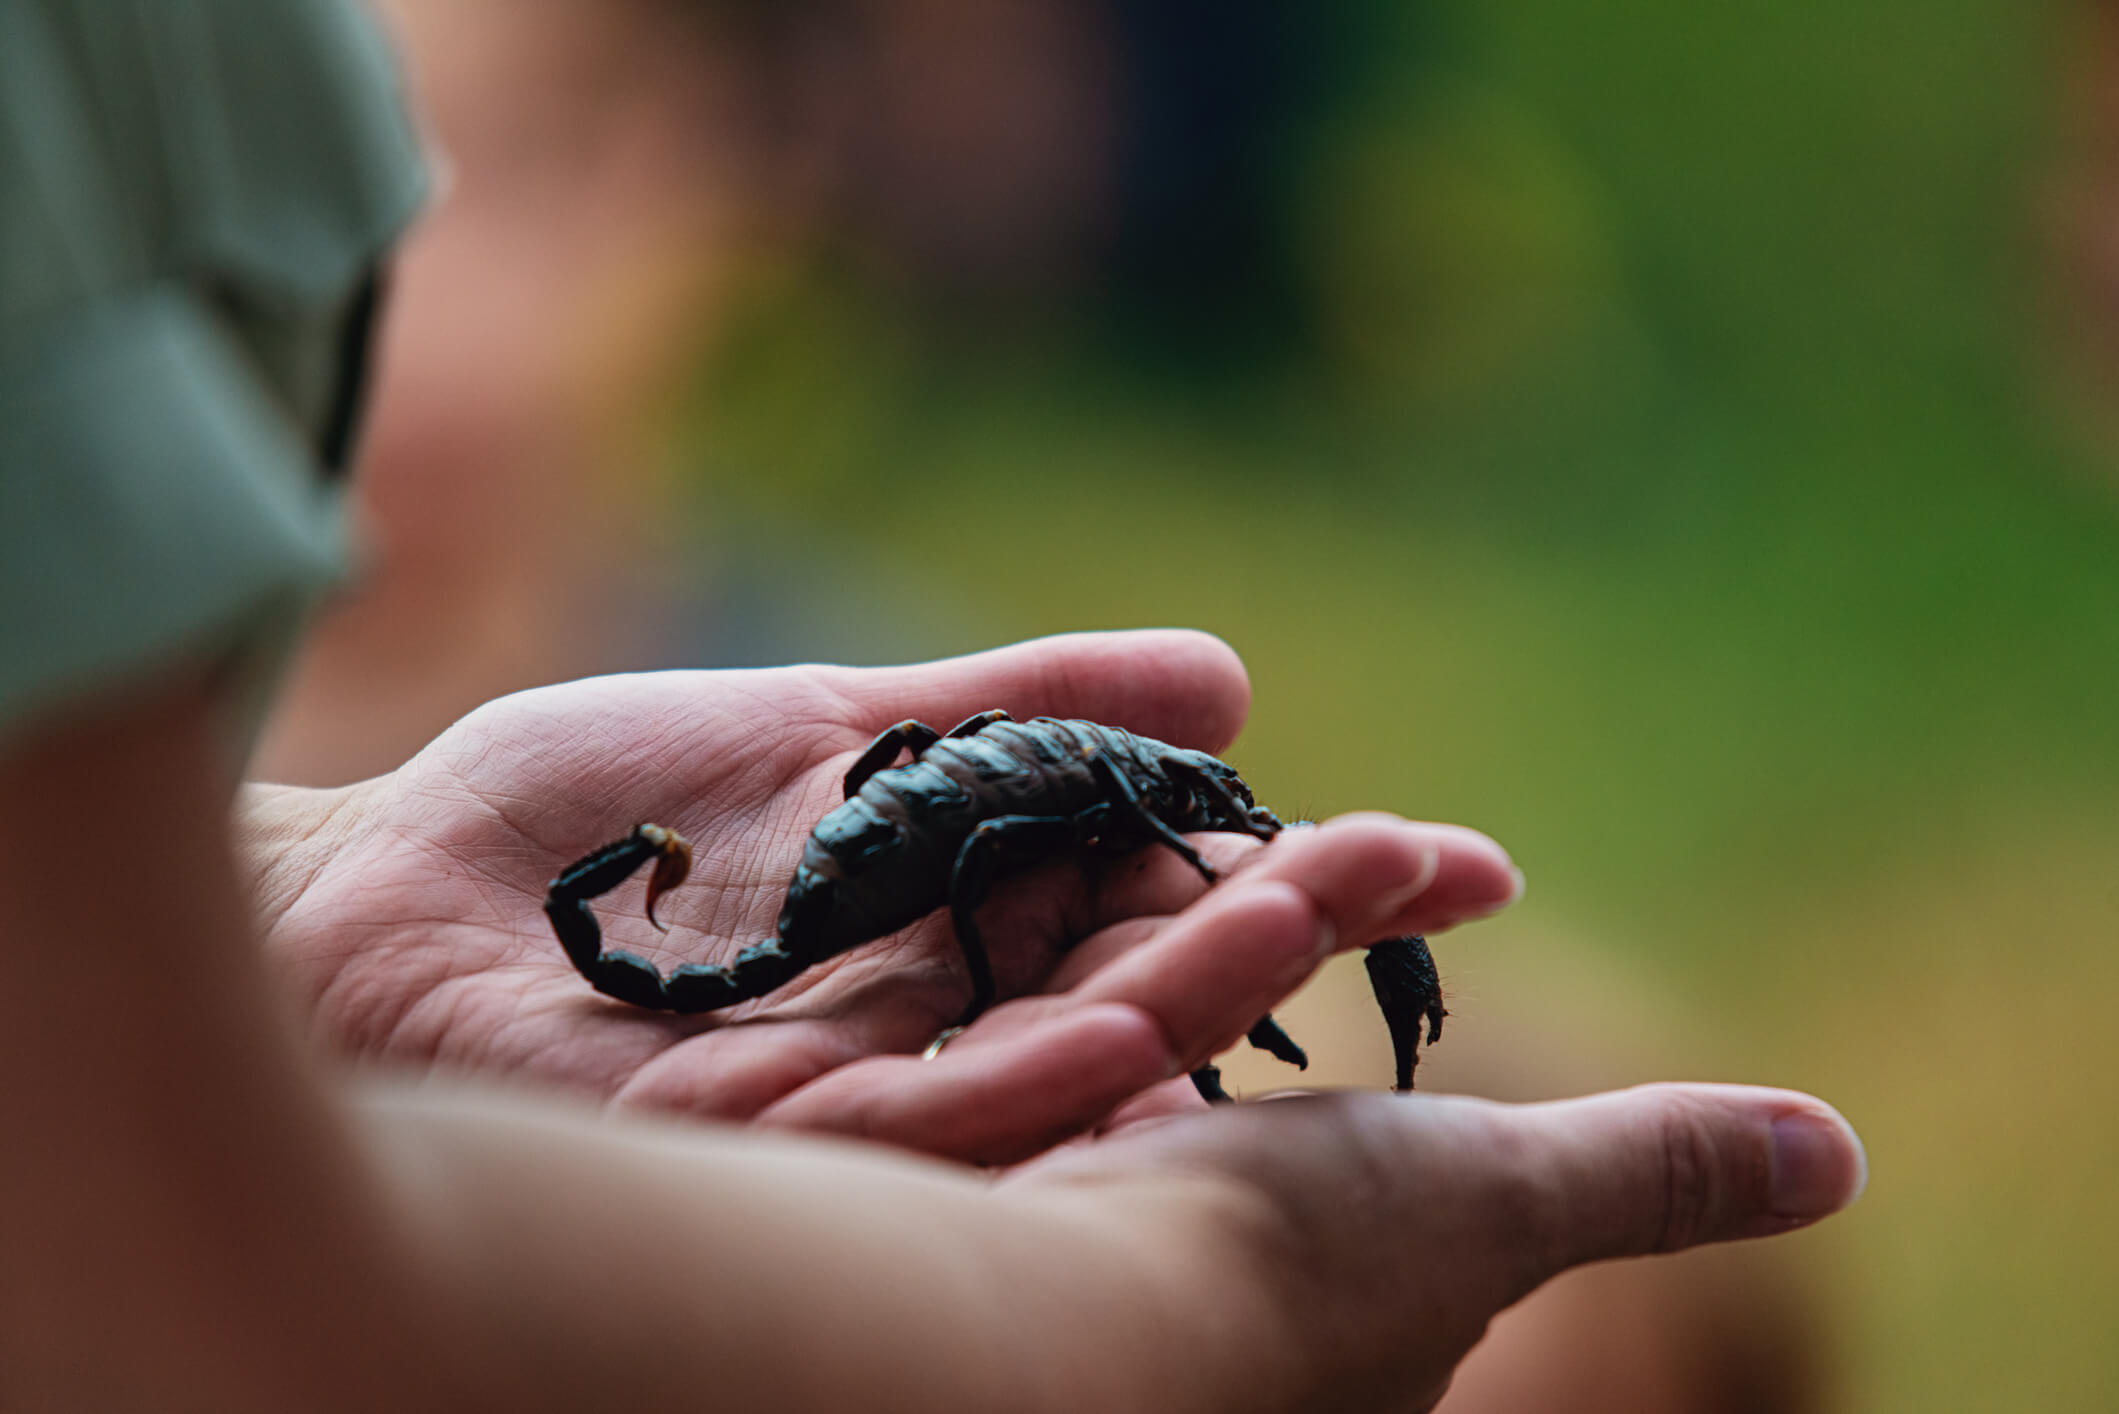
[1175,752,1285,835]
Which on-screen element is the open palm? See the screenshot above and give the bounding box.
[250,631,1519,1162]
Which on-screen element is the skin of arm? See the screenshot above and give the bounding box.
[0,675,491,1410]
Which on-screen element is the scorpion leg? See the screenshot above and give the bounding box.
[543,825,808,1013]
[1191,1065,1233,1104]
[1186,1020,1311,1105]
[1363,935,1446,1091]
[1244,1015,1310,1070]
[843,710,1012,799]
[1089,755,1312,1084]
[946,813,1079,1028]
[1083,750,1222,882]
[842,721,942,798]
[943,708,1013,736]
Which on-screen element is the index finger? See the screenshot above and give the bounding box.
[1055,815,1521,1040]
[820,630,1252,754]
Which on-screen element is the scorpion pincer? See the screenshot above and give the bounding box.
[542,710,1447,1100]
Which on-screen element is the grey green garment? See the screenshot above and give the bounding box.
[0,0,426,753]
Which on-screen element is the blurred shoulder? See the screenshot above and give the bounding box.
[0,0,428,327]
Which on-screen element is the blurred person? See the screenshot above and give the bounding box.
[252,0,754,785]
[0,3,1867,1412]
[249,0,1351,797]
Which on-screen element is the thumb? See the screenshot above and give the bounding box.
[1495,1083,1867,1286]
[1007,1083,1862,1412]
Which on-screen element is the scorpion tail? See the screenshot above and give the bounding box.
[543,825,805,1014]
[544,827,687,968]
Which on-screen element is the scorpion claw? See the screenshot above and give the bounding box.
[1363,935,1445,1092]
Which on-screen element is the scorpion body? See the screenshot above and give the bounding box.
[544,711,1446,1096]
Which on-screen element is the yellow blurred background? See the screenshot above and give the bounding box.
[258,2,2119,1408]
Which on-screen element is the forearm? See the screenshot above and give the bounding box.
[0,681,490,1409]
[362,1079,1293,1414]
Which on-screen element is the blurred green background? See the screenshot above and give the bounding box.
[667,2,2119,1407]
[287,0,2119,1405]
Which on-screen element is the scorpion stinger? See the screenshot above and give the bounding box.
[542,823,804,1011]
[640,825,692,931]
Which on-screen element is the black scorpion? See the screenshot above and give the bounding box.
[543,711,1447,1099]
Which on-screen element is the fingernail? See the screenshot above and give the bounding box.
[1459,863,1528,921]
[1770,1112,1868,1218]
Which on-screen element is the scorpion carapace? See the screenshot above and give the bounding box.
[542,711,1448,1098]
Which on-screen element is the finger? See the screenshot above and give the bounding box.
[1061,878,1336,1069]
[1012,1083,1863,1391]
[611,1017,868,1121]
[1052,815,1520,995]
[823,630,1252,754]
[751,1003,1174,1166]
[744,875,1338,1161]
[1491,1083,1869,1277]
[1098,1074,1214,1130]
[1100,1083,1866,1293]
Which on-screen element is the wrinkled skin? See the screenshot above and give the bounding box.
[244,631,1520,1164]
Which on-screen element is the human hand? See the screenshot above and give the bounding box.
[1000,1081,1868,1413]
[246,630,1520,1160]
[359,1067,1865,1413]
